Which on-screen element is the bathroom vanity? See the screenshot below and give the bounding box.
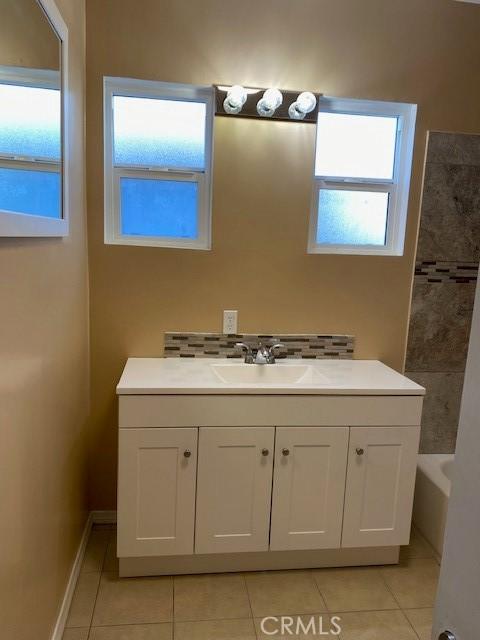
[116,358,424,577]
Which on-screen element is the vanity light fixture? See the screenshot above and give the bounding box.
[256,88,283,117]
[215,85,321,123]
[288,91,317,120]
[223,85,248,114]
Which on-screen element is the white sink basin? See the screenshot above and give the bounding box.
[211,363,328,385]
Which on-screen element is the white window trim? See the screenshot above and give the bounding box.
[308,96,417,256]
[103,76,214,250]
[0,0,69,238]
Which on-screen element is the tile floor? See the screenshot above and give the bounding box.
[63,525,439,639]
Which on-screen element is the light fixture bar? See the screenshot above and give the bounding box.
[214,85,321,123]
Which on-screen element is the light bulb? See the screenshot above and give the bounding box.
[223,85,247,114]
[288,92,317,120]
[256,88,283,117]
[296,92,317,114]
[288,102,305,120]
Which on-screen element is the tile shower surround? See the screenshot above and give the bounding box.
[406,132,480,454]
[164,333,355,359]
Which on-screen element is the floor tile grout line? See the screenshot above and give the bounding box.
[175,615,258,625]
[402,609,424,640]
[79,530,110,575]
[378,566,423,638]
[329,607,407,615]
[99,532,112,574]
[85,531,105,638]
[242,573,257,632]
[410,527,442,567]
[379,565,403,611]
[380,556,441,609]
[83,580,101,639]
[89,621,174,629]
[310,568,331,613]
[331,608,423,640]
[172,574,176,640]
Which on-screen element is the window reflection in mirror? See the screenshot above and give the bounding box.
[0,0,62,220]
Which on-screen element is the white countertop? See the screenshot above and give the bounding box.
[117,358,425,396]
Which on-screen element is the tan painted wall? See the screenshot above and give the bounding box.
[86,0,480,508]
[0,1,88,639]
[0,0,60,70]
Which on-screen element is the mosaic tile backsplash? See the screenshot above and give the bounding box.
[164,333,355,359]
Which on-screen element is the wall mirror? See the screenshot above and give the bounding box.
[0,0,68,237]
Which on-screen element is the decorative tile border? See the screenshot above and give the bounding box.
[415,261,478,283]
[164,333,355,359]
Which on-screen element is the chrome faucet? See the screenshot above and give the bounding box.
[235,341,285,365]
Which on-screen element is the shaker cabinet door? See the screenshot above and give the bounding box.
[342,426,420,548]
[195,427,274,554]
[270,427,349,551]
[117,428,197,557]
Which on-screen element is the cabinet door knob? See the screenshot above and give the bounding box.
[261,448,269,456]
[356,447,364,456]
[183,449,192,458]
[282,448,290,456]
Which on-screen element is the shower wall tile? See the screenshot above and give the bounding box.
[427,132,480,166]
[406,371,463,454]
[406,131,480,454]
[417,163,480,261]
[406,281,476,372]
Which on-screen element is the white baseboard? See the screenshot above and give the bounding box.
[50,510,117,640]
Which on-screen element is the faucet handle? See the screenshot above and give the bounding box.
[269,342,285,352]
[235,342,254,363]
[235,342,251,352]
[268,343,285,358]
[264,342,285,364]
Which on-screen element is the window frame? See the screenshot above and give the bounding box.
[103,76,214,250]
[0,0,68,237]
[308,97,417,256]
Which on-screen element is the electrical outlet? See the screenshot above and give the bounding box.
[223,310,238,335]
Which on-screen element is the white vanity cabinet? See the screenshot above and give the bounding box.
[117,423,420,560]
[116,358,425,576]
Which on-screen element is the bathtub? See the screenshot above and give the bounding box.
[413,454,454,558]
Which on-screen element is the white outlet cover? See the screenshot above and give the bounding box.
[223,310,238,334]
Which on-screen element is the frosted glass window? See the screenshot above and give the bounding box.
[113,96,206,170]
[315,112,398,180]
[0,167,61,218]
[104,77,213,248]
[316,189,389,246]
[0,84,61,160]
[120,177,198,238]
